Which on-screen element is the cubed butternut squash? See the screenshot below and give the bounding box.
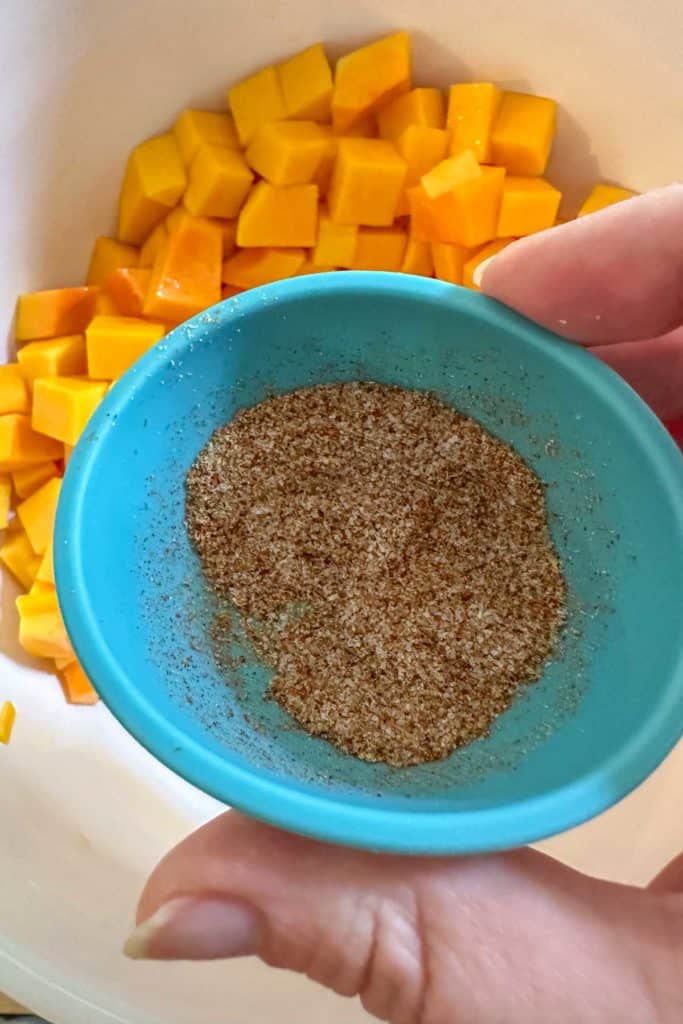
[0,475,10,529]
[17,590,73,660]
[17,477,61,555]
[246,122,335,186]
[332,32,411,133]
[17,335,87,389]
[36,540,55,585]
[184,144,254,218]
[328,139,406,227]
[278,44,333,122]
[15,287,99,343]
[463,238,516,289]
[12,461,60,500]
[143,215,223,322]
[431,242,474,284]
[0,414,63,471]
[410,159,505,247]
[400,238,434,276]
[222,248,306,288]
[139,222,169,268]
[578,183,636,217]
[103,268,151,317]
[60,661,99,705]
[173,109,239,165]
[228,66,287,145]
[0,702,16,744]
[117,133,186,244]
[87,237,139,285]
[352,226,407,271]
[497,177,561,236]
[0,364,30,415]
[32,378,109,447]
[490,92,556,176]
[237,182,318,247]
[0,529,42,589]
[312,212,358,268]
[86,316,166,380]
[377,88,445,140]
[447,83,502,163]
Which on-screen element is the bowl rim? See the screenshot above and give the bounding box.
[55,272,683,854]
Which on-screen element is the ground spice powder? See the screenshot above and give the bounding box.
[186,382,565,767]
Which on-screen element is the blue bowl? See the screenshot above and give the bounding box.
[55,273,683,854]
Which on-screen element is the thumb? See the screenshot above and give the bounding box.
[124,812,671,1024]
[481,184,683,344]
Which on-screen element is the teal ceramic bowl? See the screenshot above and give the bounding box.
[55,273,683,854]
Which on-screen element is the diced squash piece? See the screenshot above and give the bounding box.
[328,139,406,227]
[400,238,433,276]
[214,219,237,258]
[36,540,55,584]
[184,144,254,218]
[431,242,475,284]
[17,477,61,555]
[377,88,445,140]
[117,133,186,244]
[17,591,73,660]
[55,654,76,671]
[463,238,516,289]
[0,529,41,589]
[32,378,109,446]
[103,269,151,317]
[0,414,63,471]
[94,292,120,316]
[352,226,407,271]
[144,216,222,322]
[17,335,87,389]
[246,122,335,186]
[395,125,451,217]
[12,462,59,500]
[497,177,561,237]
[490,92,556,176]
[60,661,99,705]
[15,287,99,343]
[228,66,286,145]
[86,316,166,380]
[0,364,30,415]
[332,32,411,133]
[0,702,16,744]
[0,475,10,529]
[421,150,481,199]
[222,248,305,288]
[139,222,169,268]
[173,109,239,165]
[410,162,505,247]
[313,212,358,268]
[337,113,378,139]
[29,580,55,597]
[447,84,502,163]
[87,237,138,285]
[237,182,318,247]
[578,183,636,217]
[278,44,333,121]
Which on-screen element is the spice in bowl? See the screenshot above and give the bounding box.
[186,382,565,767]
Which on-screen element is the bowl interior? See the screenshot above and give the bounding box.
[56,273,683,852]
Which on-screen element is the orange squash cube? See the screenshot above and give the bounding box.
[144,216,223,322]
[447,83,502,163]
[87,237,139,285]
[497,177,561,237]
[312,212,358,268]
[0,529,42,589]
[332,32,411,133]
[352,226,407,271]
[377,87,445,140]
[0,364,30,415]
[431,242,475,284]
[222,248,306,289]
[328,139,406,227]
[463,238,516,289]
[36,540,55,584]
[237,182,318,247]
[103,268,151,317]
[0,701,16,744]
[138,222,169,268]
[246,122,335,186]
[395,126,451,186]
[400,239,434,276]
[117,133,186,244]
[17,335,87,389]
[0,414,63,471]
[173,109,239,165]
[17,477,61,555]
[578,183,636,217]
[86,316,166,380]
[278,44,333,122]
[184,144,254,218]
[12,461,60,500]
[0,475,10,529]
[15,287,99,343]
[60,661,100,705]
[17,590,73,660]
[229,66,287,145]
[490,92,556,176]
[411,162,505,247]
[32,378,109,447]
[214,219,237,258]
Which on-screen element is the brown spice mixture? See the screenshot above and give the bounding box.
[186,382,566,767]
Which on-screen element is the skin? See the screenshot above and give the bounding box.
[129,185,683,1023]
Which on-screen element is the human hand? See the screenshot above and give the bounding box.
[124,186,683,1024]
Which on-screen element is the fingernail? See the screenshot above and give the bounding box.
[472,255,496,290]
[123,897,261,961]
